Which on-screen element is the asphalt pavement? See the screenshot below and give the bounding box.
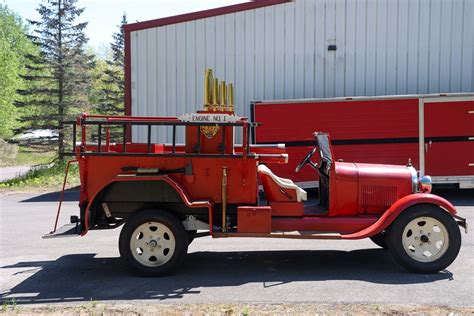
[0,166,32,182]
[0,188,473,307]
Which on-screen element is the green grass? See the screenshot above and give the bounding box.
[0,145,56,167]
[1,298,17,312]
[0,161,80,189]
[14,147,56,165]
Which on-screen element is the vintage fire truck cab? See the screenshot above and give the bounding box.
[46,71,466,276]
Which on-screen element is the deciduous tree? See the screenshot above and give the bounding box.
[0,5,36,139]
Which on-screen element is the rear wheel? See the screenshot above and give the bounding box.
[119,210,188,276]
[386,204,461,273]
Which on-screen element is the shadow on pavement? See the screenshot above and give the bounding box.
[20,188,80,203]
[1,249,453,305]
[432,188,474,207]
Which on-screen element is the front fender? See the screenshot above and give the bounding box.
[341,193,457,240]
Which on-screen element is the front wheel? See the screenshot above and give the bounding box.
[370,231,388,249]
[119,210,188,276]
[386,204,461,273]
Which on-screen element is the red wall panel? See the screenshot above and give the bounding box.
[254,99,420,182]
[255,99,419,142]
[424,100,474,176]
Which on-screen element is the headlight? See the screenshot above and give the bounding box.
[419,175,432,193]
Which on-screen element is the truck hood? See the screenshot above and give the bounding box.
[334,162,417,213]
[355,162,415,184]
[335,162,416,184]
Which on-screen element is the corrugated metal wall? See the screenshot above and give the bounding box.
[130,0,474,142]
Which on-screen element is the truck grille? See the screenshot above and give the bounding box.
[361,185,398,213]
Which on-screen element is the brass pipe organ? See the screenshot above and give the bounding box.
[203,69,235,113]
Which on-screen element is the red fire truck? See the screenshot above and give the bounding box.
[45,73,467,276]
[251,93,474,189]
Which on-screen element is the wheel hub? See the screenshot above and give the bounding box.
[401,216,449,262]
[129,221,176,267]
[420,235,429,243]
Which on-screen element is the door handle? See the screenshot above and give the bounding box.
[425,140,432,153]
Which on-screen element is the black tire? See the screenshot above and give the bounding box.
[386,204,461,273]
[187,230,197,245]
[370,231,388,249]
[119,209,188,276]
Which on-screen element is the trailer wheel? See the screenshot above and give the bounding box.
[119,209,188,276]
[369,231,388,249]
[386,204,461,273]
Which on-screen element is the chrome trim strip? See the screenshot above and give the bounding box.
[418,98,425,176]
[408,166,418,193]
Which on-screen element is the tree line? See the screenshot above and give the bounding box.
[0,0,126,158]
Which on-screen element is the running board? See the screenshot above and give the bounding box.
[213,231,342,240]
[42,223,81,239]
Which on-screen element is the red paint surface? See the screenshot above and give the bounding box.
[237,206,272,233]
[254,99,420,182]
[424,100,474,176]
[270,144,419,183]
[271,216,378,234]
[341,193,457,239]
[269,202,304,217]
[83,176,213,234]
[259,171,299,203]
[81,155,258,207]
[424,101,474,137]
[255,99,419,141]
[425,142,474,176]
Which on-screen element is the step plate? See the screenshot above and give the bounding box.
[42,223,81,239]
[213,231,341,239]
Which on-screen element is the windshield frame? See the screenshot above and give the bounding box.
[315,132,333,166]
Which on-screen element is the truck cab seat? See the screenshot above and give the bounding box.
[258,164,307,202]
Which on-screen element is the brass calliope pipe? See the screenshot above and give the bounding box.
[203,69,235,113]
[228,83,234,112]
[204,69,213,110]
[219,80,227,111]
[212,78,219,111]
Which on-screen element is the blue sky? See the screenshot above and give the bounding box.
[3,0,246,53]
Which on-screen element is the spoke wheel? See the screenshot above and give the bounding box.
[119,210,188,276]
[387,204,461,273]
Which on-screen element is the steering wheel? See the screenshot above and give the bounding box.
[295,147,319,173]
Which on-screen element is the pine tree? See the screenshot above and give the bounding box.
[87,13,127,142]
[97,13,127,115]
[16,0,94,157]
[95,13,127,117]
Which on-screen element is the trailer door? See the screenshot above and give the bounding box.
[423,97,474,180]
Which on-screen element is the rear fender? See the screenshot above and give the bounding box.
[82,176,213,235]
[341,193,457,240]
